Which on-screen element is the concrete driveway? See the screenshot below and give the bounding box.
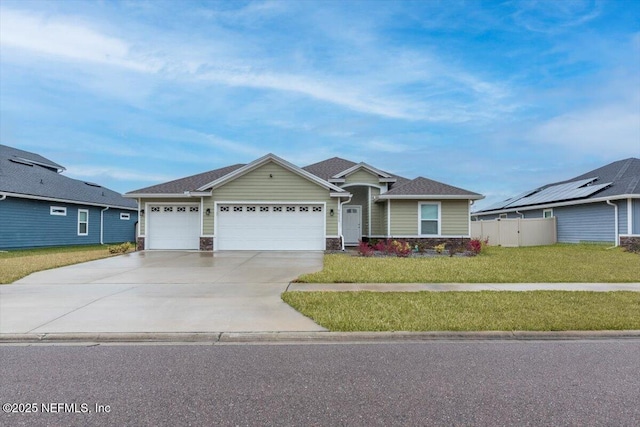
[0,251,326,334]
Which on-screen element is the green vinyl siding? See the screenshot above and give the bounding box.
[390,200,418,235]
[139,198,195,235]
[370,187,385,235]
[206,161,338,235]
[390,200,470,236]
[441,200,470,235]
[344,169,380,185]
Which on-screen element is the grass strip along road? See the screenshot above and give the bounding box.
[282,291,640,332]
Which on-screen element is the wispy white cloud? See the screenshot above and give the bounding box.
[0,6,513,123]
[528,105,640,157]
[187,131,266,158]
[512,0,602,34]
[65,165,174,183]
[0,9,160,72]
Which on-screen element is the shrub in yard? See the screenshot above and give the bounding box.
[108,243,131,254]
[373,239,392,254]
[466,238,483,255]
[390,240,412,257]
[357,240,374,257]
[433,243,446,254]
[623,239,640,254]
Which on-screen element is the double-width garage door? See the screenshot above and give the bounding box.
[147,205,200,250]
[216,203,325,251]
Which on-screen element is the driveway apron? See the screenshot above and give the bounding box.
[0,251,326,334]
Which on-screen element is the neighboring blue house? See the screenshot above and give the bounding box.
[0,144,138,250]
[471,158,640,246]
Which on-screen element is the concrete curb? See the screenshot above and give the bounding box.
[1,330,639,344]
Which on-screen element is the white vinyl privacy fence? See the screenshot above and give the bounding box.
[471,217,557,247]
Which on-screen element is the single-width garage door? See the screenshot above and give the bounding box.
[147,205,200,250]
[216,203,324,250]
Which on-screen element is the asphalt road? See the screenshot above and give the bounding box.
[1,340,639,426]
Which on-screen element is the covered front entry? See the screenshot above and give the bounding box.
[147,204,200,250]
[216,203,325,250]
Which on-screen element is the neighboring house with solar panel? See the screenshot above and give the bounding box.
[0,144,138,249]
[471,158,640,246]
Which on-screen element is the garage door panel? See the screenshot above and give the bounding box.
[148,205,200,250]
[217,204,324,251]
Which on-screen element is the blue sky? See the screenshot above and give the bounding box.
[1,0,638,210]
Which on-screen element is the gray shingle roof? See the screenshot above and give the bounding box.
[383,176,483,197]
[302,157,411,189]
[302,157,357,181]
[127,164,245,194]
[0,144,137,209]
[475,157,640,213]
[125,154,481,199]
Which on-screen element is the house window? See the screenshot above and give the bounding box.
[543,209,553,218]
[120,213,130,220]
[419,203,440,235]
[499,213,508,219]
[50,206,67,216]
[78,209,89,236]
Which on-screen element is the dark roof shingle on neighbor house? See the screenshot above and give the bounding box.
[475,157,640,213]
[0,144,137,209]
[127,164,245,194]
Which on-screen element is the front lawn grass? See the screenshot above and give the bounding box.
[298,244,640,283]
[0,244,131,284]
[282,291,640,331]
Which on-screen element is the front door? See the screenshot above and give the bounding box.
[343,206,361,245]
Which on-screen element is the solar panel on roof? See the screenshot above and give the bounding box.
[506,179,611,208]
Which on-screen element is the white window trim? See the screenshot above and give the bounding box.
[50,206,67,216]
[78,209,89,236]
[418,202,441,236]
[543,208,553,218]
[120,213,131,220]
[499,213,508,219]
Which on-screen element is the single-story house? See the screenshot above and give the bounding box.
[471,158,640,246]
[125,154,483,251]
[0,144,138,249]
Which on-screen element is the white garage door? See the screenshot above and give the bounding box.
[147,205,200,250]
[216,204,325,250]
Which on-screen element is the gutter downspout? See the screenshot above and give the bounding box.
[0,194,6,201]
[338,195,353,251]
[100,207,110,245]
[606,200,618,248]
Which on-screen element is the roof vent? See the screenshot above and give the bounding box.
[84,182,102,188]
